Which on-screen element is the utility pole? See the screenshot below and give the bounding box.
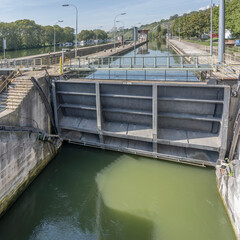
[114,13,126,50]
[3,38,6,59]
[218,0,225,64]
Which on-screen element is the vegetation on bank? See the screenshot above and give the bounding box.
[172,0,240,38]
[78,29,108,42]
[110,0,239,41]
[0,19,75,51]
[1,0,239,52]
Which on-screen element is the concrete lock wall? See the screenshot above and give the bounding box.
[217,139,240,239]
[53,80,230,167]
[0,76,59,217]
[0,77,51,131]
[0,132,57,217]
[19,43,122,65]
[217,91,240,240]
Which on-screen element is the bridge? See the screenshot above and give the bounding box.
[0,54,214,73]
[66,55,214,72]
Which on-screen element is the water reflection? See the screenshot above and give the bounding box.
[83,40,199,82]
[138,43,149,55]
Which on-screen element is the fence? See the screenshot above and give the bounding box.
[69,55,213,70]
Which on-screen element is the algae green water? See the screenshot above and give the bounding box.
[0,144,235,240]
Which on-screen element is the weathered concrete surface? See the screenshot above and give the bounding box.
[0,132,58,217]
[216,140,240,240]
[216,92,240,239]
[0,74,60,217]
[0,76,50,130]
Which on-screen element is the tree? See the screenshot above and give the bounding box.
[78,30,95,41]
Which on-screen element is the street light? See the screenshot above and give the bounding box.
[114,13,126,50]
[54,20,63,52]
[62,4,78,58]
[116,21,124,45]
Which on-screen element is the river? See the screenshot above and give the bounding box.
[0,40,236,240]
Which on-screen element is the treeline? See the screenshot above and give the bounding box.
[149,25,167,40]
[0,19,75,51]
[172,0,240,38]
[78,29,108,41]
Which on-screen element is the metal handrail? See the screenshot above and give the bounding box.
[0,70,17,93]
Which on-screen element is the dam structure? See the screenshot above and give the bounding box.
[0,40,239,238]
[53,80,230,167]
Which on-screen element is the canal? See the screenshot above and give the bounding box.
[0,144,235,240]
[84,39,199,82]
[0,40,236,239]
[1,46,64,59]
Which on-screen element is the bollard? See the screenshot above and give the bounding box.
[59,57,63,75]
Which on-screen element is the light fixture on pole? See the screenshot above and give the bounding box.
[54,20,63,53]
[62,4,78,58]
[116,21,125,46]
[114,13,126,50]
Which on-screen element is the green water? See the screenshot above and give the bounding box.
[0,46,66,59]
[0,144,235,240]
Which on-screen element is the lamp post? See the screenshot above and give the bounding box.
[54,20,63,52]
[116,21,124,45]
[114,13,126,50]
[218,0,225,64]
[96,26,103,45]
[62,4,78,58]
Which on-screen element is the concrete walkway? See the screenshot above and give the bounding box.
[168,39,240,80]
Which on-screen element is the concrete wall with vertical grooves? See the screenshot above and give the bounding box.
[0,76,59,217]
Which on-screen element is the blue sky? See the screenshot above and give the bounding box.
[0,0,218,31]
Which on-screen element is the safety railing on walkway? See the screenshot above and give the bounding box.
[0,55,67,69]
[220,63,240,80]
[69,55,214,70]
[0,70,17,93]
[0,70,22,113]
